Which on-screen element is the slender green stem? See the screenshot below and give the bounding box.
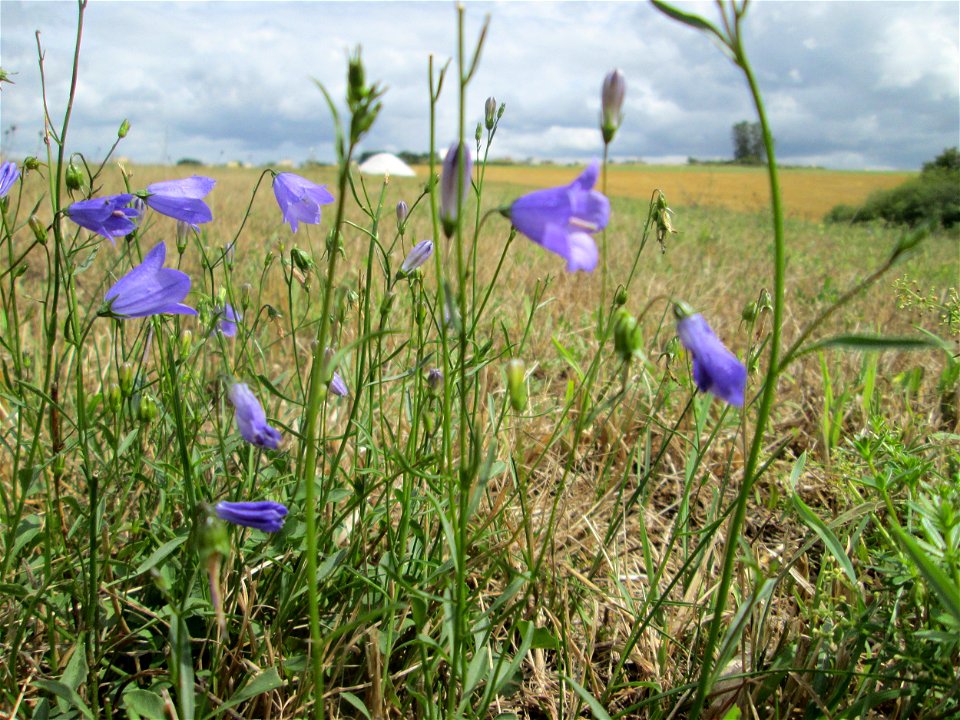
[690,10,786,717]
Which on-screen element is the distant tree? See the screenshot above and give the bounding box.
[922,146,959,174]
[731,120,766,165]
[176,157,203,166]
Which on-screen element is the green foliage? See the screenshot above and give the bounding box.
[826,147,960,228]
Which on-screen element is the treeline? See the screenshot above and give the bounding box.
[826,147,959,229]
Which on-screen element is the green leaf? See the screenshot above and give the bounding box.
[562,674,611,720]
[806,334,943,354]
[894,526,960,625]
[134,535,188,576]
[651,1,725,39]
[33,680,93,720]
[124,689,168,720]
[792,495,858,586]
[552,336,584,383]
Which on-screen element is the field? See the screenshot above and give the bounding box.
[2,3,960,720]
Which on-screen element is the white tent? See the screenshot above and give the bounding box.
[358,152,417,177]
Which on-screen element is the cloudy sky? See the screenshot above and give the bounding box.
[1,1,957,170]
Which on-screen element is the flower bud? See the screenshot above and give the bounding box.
[119,361,136,397]
[107,385,123,414]
[379,290,396,318]
[24,156,40,171]
[399,239,434,277]
[506,358,527,412]
[179,329,193,356]
[118,118,130,139]
[65,160,84,191]
[197,510,230,565]
[484,96,497,130]
[29,215,47,245]
[138,394,158,424]
[475,122,483,144]
[396,200,408,226]
[601,69,626,144]
[614,286,628,307]
[176,220,191,255]
[425,368,443,396]
[239,283,253,310]
[440,142,472,239]
[291,247,314,272]
[613,308,642,363]
[741,301,758,323]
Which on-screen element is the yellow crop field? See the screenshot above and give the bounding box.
[439,163,914,221]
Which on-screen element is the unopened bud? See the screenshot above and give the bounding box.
[291,247,314,272]
[176,221,191,255]
[107,385,122,414]
[65,160,84,191]
[475,122,483,144]
[741,301,758,323]
[506,358,527,412]
[138,395,158,424]
[119,362,136,397]
[179,329,193,356]
[29,215,47,245]
[239,283,253,310]
[426,368,443,396]
[614,286,628,307]
[118,118,130,139]
[396,200,408,225]
[197,510,230,565]
[484,96,497,130]
[24,156,40,171]
[601,69,626,144]
[614,308,642,363]
[379,290,396,318]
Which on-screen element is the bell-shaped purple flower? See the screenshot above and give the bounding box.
[399,239,434,276]
[272,172,335,233]
[675,306,747,407]
[329,371,349,397]
[144,175,215,226]
[215,500,288,533]
[103,242,197,318]
[67,194,141,241]
[507,161,609,272]
[440,142,472,238]
[228,382,282,449]
[0,161,20,198]
[213,303,240,337]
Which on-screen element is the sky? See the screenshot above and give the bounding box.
[1,1,958,171]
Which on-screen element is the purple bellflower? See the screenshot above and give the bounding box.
[103,242,197,318]
[506,161,609,272]
[67,194,141,241]
[213,303,240,337]
[144,176,215,226]
[329,371,349,397]
[399,240,434,276]
[228,382,282,449]
[0,161,20,198]
[272,172,335,233]
[674,304,747,407]
[601,69,626,143]
[215,500,288,533]
[440,142,472,238]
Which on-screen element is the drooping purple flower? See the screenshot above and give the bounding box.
[399,239,434,276]
[675,306,747,407]
[272,172,335,233]
[67,194,141,241]
[506,161,609,272]
[215,500,288,533]
[144,175,215,226]
[228,382,282,449]
[440,142,472,238]
[103,242,197,318]
[329,371,349,397]
[0,161,20,198]
[213,303,240,337]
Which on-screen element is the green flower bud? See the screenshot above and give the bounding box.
[65,160,84,191]
[613,308,638,363]
[506,358,527,412]
[291,247,314,271]
[138,395,158,424]
[118,118,130,139]
[741,301,758,323]
[475,122,483,144]
[614,286,628,307]
[179,329,193,357]
[107,385,122,414]
[196,510,230,566]
[24,157,40,171]
[28,215,47,245]
[484,96,497,131]
[379,290,396,318]
[239,283,253,310]
[119,361,135,397]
